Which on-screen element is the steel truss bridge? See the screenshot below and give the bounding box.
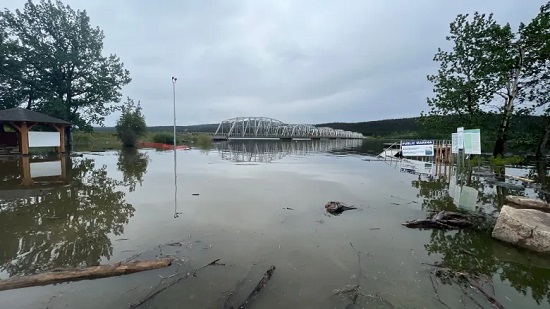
[215,139,363,163]
[214,117,363,140]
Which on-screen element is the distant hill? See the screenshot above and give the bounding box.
[316,118,420,137]
[95,123,220,132]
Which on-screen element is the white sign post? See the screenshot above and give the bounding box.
[457,127,464,149]
[451,133,458,154]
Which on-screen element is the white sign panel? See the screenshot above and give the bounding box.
[28,132,60,148]
[464,129,481,155]
[30,161,62,178]
[400,159,434,176]
[451,133,459,154]
[401,140,434,157]
[458,185,479,211]
[457,127,464,149]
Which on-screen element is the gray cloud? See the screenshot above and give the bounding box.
[2,0,544,126]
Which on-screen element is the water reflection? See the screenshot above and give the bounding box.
[0,155,135,278]
[411,162,550,306]
[117,148,151,192]
[215,139,363,162]
[528,160,550,203]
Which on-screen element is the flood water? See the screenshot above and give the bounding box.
[1,139,550,309]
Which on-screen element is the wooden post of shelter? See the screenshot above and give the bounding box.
[56,124,66,153]
[20,122,29,155]
[19,156,33,186]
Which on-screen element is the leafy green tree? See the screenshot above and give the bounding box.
[423,13,502,133]
[0,0,131,130]
[115,98,147,147]
[424,4,550,157]
[521,3,550,159]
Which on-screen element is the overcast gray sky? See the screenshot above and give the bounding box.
[3,0,546,126]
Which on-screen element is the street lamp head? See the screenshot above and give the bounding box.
[172,76,177,83]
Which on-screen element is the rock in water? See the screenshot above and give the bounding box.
[492,205,550,253]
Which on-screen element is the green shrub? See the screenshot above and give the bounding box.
[195,134,213,149]
[153,132,180,145]
[489,154,524,166]
[116,98,147,147]
[72,132,92,144]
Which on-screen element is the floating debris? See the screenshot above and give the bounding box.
[402,211,473,229]
[325,201,357,215]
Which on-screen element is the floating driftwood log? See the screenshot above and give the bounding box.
[325,201,357,215]
[0,258,173,292]
[402,211,473,229]
[505,195,550,212]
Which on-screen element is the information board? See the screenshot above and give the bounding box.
[464,129,481,154]
[451,133,458,154]
[401,140,434,157]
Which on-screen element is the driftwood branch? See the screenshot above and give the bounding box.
[402,211,473,229]
[224,265,277,309]
[129,259,225,309]
[129,258,224,309]
[0,258,173,292]
[505,196,550,212]
[467,278,506,309]
[236,265,276,309]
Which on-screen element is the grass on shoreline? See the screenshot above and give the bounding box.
[72,130,213,151]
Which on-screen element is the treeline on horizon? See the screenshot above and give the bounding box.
[94,113,544,151]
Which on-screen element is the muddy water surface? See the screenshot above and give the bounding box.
[0,140,549,309]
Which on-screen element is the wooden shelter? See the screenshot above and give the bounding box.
[0,107,72,155]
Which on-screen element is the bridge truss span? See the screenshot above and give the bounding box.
[214,117,363,140]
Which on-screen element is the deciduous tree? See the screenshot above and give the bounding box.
[424,4,550,157]
[521,3,550,159]
[0,0,131,130]
[115,97,147,147]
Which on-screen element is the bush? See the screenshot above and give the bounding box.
[195,134,212,149]
[153,132,180,145]
[116,98,147,147]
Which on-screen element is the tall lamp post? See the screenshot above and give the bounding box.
[172,76,177,147]
[172,76,179,218]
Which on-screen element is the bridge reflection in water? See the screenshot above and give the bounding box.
[215,139,363,163]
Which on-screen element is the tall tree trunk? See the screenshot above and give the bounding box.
[493,102,514,158]
[26,92,33,110]
[536,117,550,161]
[493,47,523,159]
